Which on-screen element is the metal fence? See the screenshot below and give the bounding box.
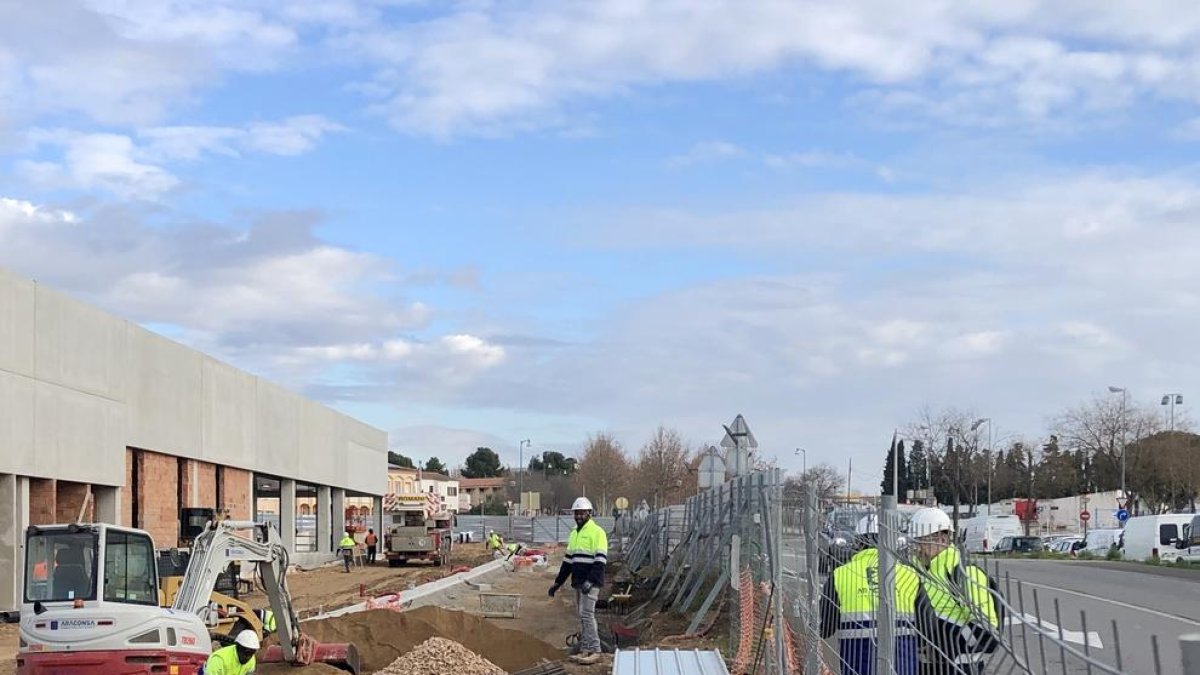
[617,469,1198,675]
[454,514,617,544]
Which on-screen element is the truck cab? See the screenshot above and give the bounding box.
[384,509,453,567]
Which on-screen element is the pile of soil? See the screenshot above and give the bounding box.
[375,637,504,675]
[301,606,563,673]
[257,663,345,674]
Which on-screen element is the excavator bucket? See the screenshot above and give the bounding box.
[259,641,362,674]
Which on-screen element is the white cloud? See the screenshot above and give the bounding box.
[331,1,1200,135]
[667,140,745,167]
[19,116,342,199]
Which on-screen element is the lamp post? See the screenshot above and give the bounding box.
[1162,393,1184,431]
[972,418,993,516]
[1108,386,1127,502]
[795,448,807,475]
[519,439,531,515]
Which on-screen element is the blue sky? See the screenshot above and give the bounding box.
[5,1,1200,490]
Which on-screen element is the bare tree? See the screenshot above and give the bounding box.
[1052,393,1163,499]
[783,463,846,505]
[632,426,696,509]
[576,432,632,514]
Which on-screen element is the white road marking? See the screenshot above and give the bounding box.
[1006,612,1104,648]
[1012,578,1200,628]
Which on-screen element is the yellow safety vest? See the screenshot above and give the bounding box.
[832,547,919,639]
[566,519,608,564]
[925,546,999,628]
[204,644,256,675]
[339,535,356,550]
[488,533,503,550]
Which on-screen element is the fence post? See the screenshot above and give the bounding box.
[877,495,898,675]
[1182,633,1200,675]
[772,469,786,675]
[803,486,820,674]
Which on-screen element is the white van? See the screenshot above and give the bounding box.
[960,515,1024,554]
[1122,514,1194,561]
[1081,528,1123,556]
[1161,514,1200,563]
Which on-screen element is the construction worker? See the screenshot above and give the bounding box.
[909,508,1003,675]
[820,514,920,675]
[203,630,259,675]
[338,530,356,573]
[365,528,379,565]
[252,607,276,634]
[487,530,505,557]
[549,497,607,665]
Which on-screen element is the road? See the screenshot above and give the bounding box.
[987,558,1200,675]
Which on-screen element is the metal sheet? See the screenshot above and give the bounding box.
[611,649,730,675]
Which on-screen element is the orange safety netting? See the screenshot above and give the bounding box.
[731,566,756,674]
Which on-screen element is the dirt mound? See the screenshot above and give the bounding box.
[257,663,345,674]
[375,637,505,675]
[301,606,563,673]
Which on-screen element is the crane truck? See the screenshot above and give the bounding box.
[17,520,360,674]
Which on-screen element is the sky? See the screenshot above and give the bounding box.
[4,1,1200,492]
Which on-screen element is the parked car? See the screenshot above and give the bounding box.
[1050,536,1083,553]
[819,507,871,573]
[994,535,1043,554]
[1078,528,1123,556]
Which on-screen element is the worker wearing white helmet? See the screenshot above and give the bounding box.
[204,630,259,675]
[909,508,1003,675]
[549,496,608,665]
[820,513,921,675]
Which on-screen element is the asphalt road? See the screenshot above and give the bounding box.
[987,558,1200,675]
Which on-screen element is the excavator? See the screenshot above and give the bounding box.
[17,519,361,674]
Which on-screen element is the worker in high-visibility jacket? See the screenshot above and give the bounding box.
[549,497,607,666]
[252,608,275,634]
[487,530,505,557]
[338,531,357,573]
[203,630,259,675]
[820,514,920,675]
[909,508,1003,675]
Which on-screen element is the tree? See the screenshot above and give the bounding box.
[462,447,504,478]
[576,433,631,514]
[1052,393,1164,500]
[387,451,415,468]
[880,438,911,500]
[632,426,695,509]
[423,456,447,474]
[529,451,577,476]
[908,440,928,490]
[468,494,509,515]
[783,463,846,505]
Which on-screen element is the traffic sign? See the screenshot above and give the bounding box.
[1079,510,1091,522]
[615,497,629,510]
[1116,508,1130,523]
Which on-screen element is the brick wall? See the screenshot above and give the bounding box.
[136,450,179,547]
[55,481,93,523]
[220,467,252,521]
[29,478,56,525]
[180,460,217,509]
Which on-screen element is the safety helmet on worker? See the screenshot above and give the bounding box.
[234,630,261,650]
[571,497,594,512]
[908,508,953,540]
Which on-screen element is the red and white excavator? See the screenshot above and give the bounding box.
[17,520,360,674]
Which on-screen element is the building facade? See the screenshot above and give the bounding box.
[458,477,510,510]
[0,268,389,613]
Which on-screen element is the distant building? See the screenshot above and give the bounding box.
[459,477,510,510]
[417,471,461,514]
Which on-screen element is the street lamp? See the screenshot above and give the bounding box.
[971,418,993,516]
[519,439,531,515]
[1161,393,1183,431]
[794,448,807,475]
[1108,386,1127,501]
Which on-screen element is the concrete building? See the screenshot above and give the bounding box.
[0,268,389,614]
[417,472,460,514]
[459,477,509,510]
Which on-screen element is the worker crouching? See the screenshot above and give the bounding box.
[821,514,920,675]
[549,497,608,666]
[203,630,260,675]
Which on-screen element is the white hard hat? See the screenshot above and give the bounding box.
[856,514,879,536]
[571,497,594,511]
[909,508,953,539]
[235,630,261,650]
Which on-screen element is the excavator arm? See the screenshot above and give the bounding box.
[170,520,303,660]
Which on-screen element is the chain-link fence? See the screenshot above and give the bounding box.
[617,469,1195,675]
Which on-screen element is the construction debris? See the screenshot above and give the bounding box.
[374,637,505,675]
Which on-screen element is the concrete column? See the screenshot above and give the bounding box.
[317,486,332,553]
[331,489,346,542]
[280,479,296,553]
[373,496,384,536]
[93,485,120,525]
[0,475,30,614]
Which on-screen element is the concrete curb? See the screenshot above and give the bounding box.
[304,558,509,621]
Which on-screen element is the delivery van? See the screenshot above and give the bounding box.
[960,515,1024,553]
[1123,513,1194,561]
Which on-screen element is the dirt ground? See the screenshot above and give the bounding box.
[0,623,15,675]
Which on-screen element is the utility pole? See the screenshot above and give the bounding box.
[1109,386,1128,504]
[518,439,531,516]
[1163,393,1183,432]
[846,457,852,504]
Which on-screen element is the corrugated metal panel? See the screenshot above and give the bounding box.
[611,649,730,675]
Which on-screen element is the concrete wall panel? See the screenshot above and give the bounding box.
[346,440,387,495]
[0,371,36,476]
[298,405,339,485]
[256,382,301,479]
[33,285,125,402]
[0,270,35,377]
[33,380,124,486]
[126,328,203,458]
[201,358,257,467]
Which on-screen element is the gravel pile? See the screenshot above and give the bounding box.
[374,637,506,675]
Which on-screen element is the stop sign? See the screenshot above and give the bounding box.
[1080,510,1091,522]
